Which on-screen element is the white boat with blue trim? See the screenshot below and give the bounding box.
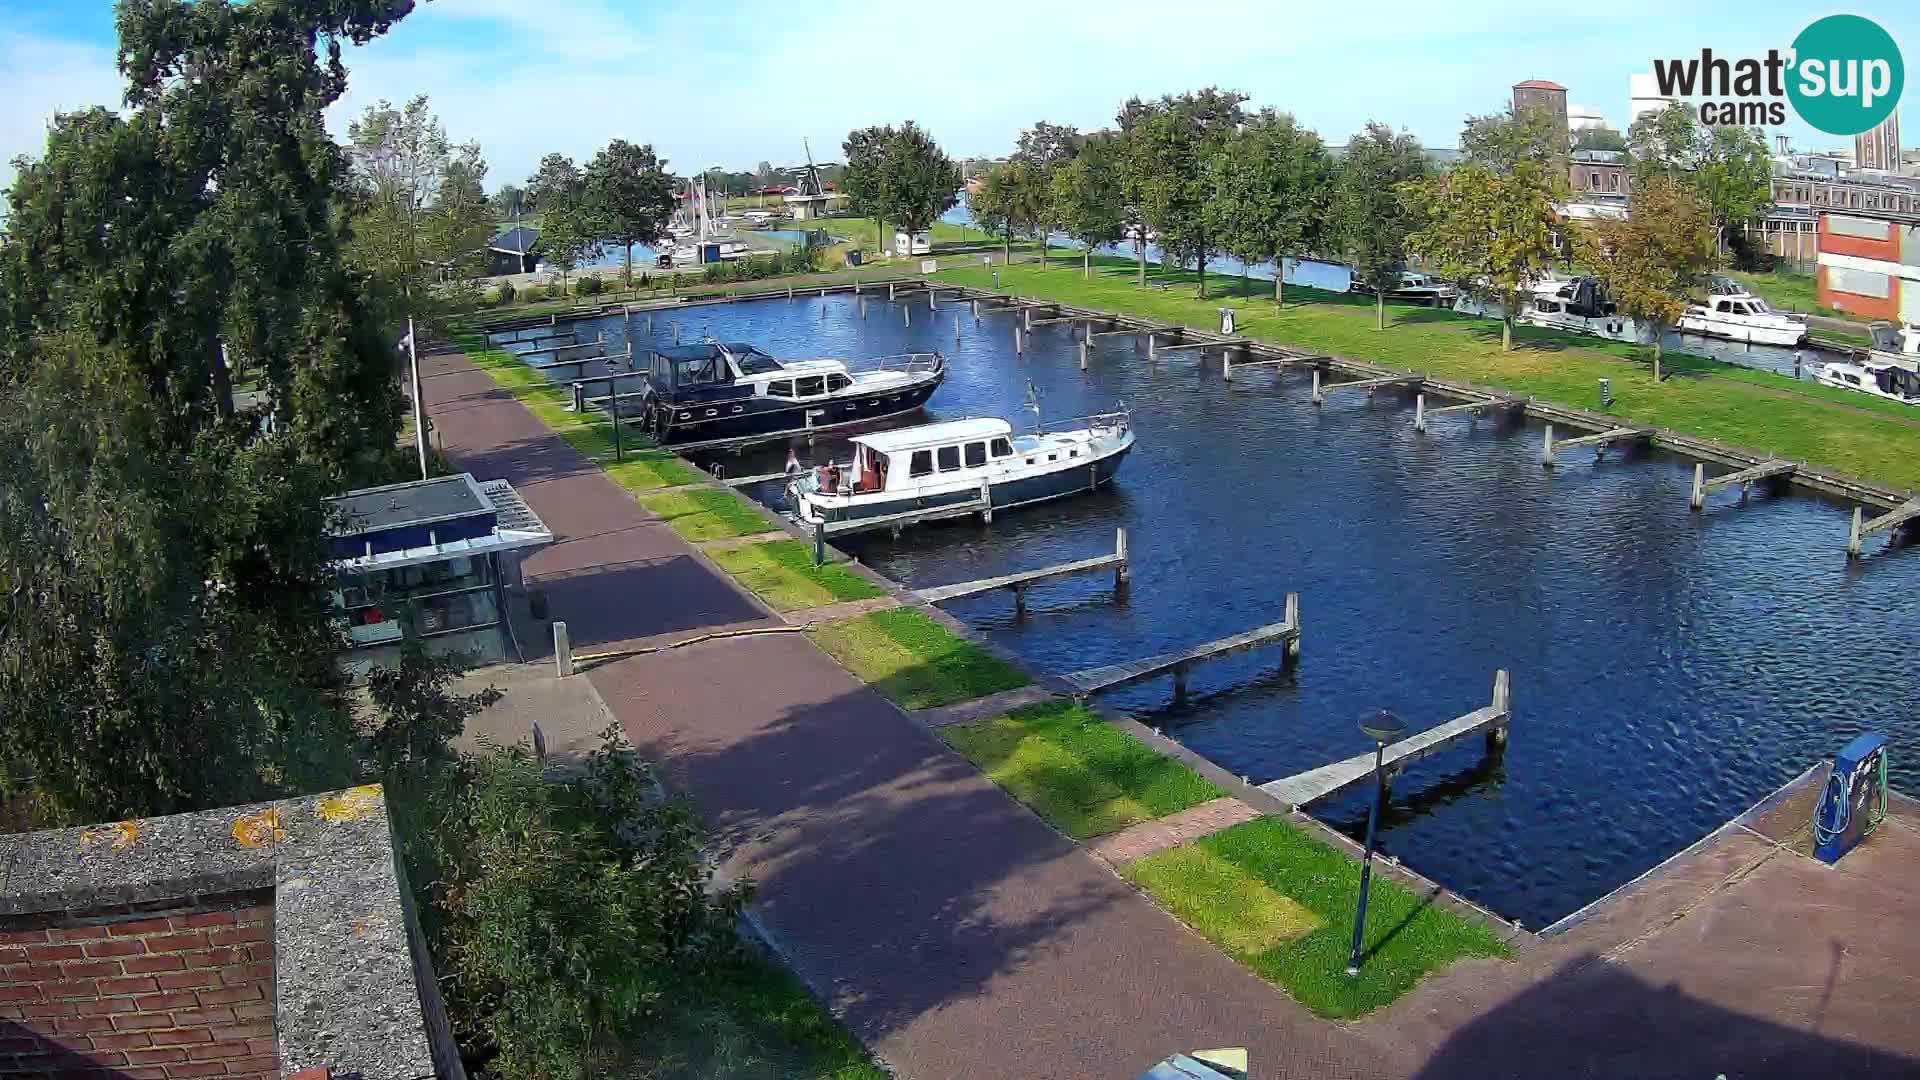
[787,410,1134,530]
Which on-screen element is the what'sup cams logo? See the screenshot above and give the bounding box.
[1652,14,1903,135]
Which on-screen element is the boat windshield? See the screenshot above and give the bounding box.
[733,348,783,375]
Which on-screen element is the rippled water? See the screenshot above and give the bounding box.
[562,291,1920,928]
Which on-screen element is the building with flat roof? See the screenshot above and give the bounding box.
[1856,110,1903,173]
[1629,72,1676,125]
[326,473,552,674]
[1814,207,1920,323]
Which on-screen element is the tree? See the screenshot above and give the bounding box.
[1334,123,1429,329]
[970,163,1020,263]
[1118,88,1248,297]
[1208,109,1332,304]
[1461,103,1566,177]
[492,183,526,219]
[1574,125,1629,153]
[1012,121,1083,265]
[346,96,449,299]
[1573,174,1718,381]
[841,124,896,253]
[586,140,676,287]
[754,160,776,188]
[1628,102,1772,253]
[1051,133,1127,277]
[420,142,494,308]
[1404,161,1558,351]
[875,122,961,246]
[525,154,598,286]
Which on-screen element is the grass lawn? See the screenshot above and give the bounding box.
[932,258,1920,490]
[940,701,1222,839]
[639,949,886,1079]
[708,539,886,612]
[605,451,708,492]
[1729,268,1828,316]
[1124,817,1510,1019]
[814,214,996,250]
[807,607,1028,710]
[638,488,773,541]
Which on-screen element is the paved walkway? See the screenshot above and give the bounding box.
[1087,798,1265,866]
[426,344,1920,1079]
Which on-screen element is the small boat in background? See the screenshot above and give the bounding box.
[788,407,1134,529]
[1806,356,1920,405]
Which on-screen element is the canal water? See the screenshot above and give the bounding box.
[551,292,1920,929]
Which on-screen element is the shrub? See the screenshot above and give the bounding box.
[496,279,517,305]
[702,261,727,284]
[638,272,652,292]
[669,272,684,293]
[545,280,567,300]
[577,273,605,296]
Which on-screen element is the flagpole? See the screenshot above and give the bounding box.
[408,314,428,479]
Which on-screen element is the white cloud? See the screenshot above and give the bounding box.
[0,31,122,192]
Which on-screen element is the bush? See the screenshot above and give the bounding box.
[495,279,517,306]
[638,272,652,292]
[577,273,604,296]
[544,280,567,301]
[702,261,727,284]
[669,272,684,293]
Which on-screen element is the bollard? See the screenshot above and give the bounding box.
[553,621,573,678]
[1283,592,1301,663]
[1848,506,1864,558]
[979,479,994,523]
[1599,377,1613,408]
[1014,327,1024,354]
[573,381,585,413]
[1540,424,1555,467]
[814,516,827,567]
[1690,463,1706,510]
[888,282,896,301]
[904,304,912,327]
[1115,527,1130,590]
[1079,340,1090,370]
[1147,334,1157,361]
[1414,393,1426,432]
[1311,368,1323,405]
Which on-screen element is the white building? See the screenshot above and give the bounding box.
[1629,73,1676,125]
[1568,103,1607,131]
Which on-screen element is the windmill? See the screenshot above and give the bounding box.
[784,138,834,220]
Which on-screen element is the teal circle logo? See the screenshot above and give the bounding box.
[1788,15,1904,136]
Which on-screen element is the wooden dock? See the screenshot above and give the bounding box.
[1311,370,1422,405]
[1540,424,1651,466]
[1062,594,1299,702]
[1690,460,1796,510]
[1848,496,1920,558]
[914,529,1128,614]
[517,337,606,357]
[818,490,993,538]
[1413,392,1523,431]
[1260,670,1512,809]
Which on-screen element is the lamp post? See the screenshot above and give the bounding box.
[1347,709,1407,977]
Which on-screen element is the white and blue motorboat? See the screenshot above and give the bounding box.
[787,409,1134,529]
[638,342,945,448]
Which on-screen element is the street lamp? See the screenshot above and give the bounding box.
[1347,708,1407,977]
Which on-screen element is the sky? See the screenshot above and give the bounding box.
[2,0,1915,194]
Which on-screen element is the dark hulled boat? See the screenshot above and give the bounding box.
[637,342,945,449]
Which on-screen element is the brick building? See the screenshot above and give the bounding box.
[1569,149,1629,198]
[1815,209,1920,323]
[1,789,460,1080]
[1856,110,1903,173]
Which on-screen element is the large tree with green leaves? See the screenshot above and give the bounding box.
[1628,102,1772,253]
[875,121,961,245]
[1461,103,1567,177]
[1404,161,1559,351]
[1572,174,1719,381]
[525,153,599,285]
[840,124,896,253]
[586,140,676,287]
[1051,133,1127,277]
[1118,88,1248,298]
[1012,121,1083,265]
[1208,109,1332,304]
[1334,122,1429,330]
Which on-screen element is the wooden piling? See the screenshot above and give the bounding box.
[1311,368,1323,405]
[1414,393,1426,432]
[1115,527,1130,590]
[1691,463,1706,510]
[1079,340,1090,370]
[1541,424,1554,466]
[979,479,994,524]
[1283,592,1300,662]
[904,304,912,327]
[1849,506,1865,558]
[553,621,573,678]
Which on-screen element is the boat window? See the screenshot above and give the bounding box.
[1843,373,1861,385]
[1714,300,1731,312]
[826,373,852,392]
[964,442,987,467]
[991,437,1013,458]
[937,445,961,472]
[733,349,783,376]
[910,450,933,477]
[1069,449,1080,458]
[1047,453,1058,462]
[766,380,794,398]
[795,375,826,397]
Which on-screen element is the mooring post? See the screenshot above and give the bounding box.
[553,621,573,678]
[1690,463,1707,510]
[623,304,632,334]
[1115,527,1130,590]
[1147,333,1157,361]
[888,282,896,301]
[609,378,622,462]
[1487,668,1512,753]
[787,283,794,300]
[1014,327,1024,355]
[572,381,585,413]
[1223,348,1233,382]
[648,311,654,334]
[1013,582,1028,619]
[1414,393,1426,432]
[1540,424,1555,467]
[1284,592,1301,663]
[929,288,937,310]
[1024,306,1033,331]
[904,304,912,327]
[979,479,994,524]
[1079,339,1090,370]
[1311,368,1323,405]
[971,298,980,319]
[672,320,680,344]
[814,516,826,567]
[1848,506,1864,558]
[955,315,962,343]
[1173,662,1188,704]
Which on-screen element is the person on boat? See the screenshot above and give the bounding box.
[823,462,843,492]
[785,448,801,476]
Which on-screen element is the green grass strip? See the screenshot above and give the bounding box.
[940,700,1222,839]
[808,607,1028,710]
[638,488,772,541]
[1124,817,1510,1019]
[605,451,707,493]
[707,539,886,612]
[933,259,1920,489]
[640,949,888,1079]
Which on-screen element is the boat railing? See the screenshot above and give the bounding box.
[845,351,944,375]
[1038,407,1131,436]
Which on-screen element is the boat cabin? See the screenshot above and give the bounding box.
[645,342,851,404]
[1703,293,1777,317]
[833,418,1021,494]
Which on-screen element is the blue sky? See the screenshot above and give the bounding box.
[2,1,1914,193]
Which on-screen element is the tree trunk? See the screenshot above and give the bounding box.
[1037,226,1046,267]
[1376,292,1385,330]
[1136,237,1146,286]
[1502,315,1513,352]
[1274,254,1285,306]
[875,218,884,255]
[1083,248,1091,278]
[1004,226,1013,265]
[1197,256,1207,299]
[623,242,633,288]
[1653,332,1664,382]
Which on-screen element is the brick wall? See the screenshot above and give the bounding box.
[0,904,276,1080]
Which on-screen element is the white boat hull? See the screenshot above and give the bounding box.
[1677,313,1807,346]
